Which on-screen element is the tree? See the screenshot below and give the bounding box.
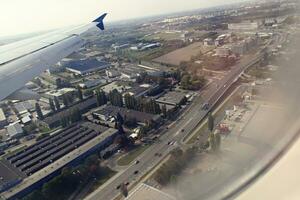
[56,78,63,89]
[117,123,125,134]
[181,74,191,90]
[35,103,44,120]
[54,96,60,111]
[60,117,68,128]
[70,108,82,123]
[77,86,83,101]
[49,99,56,112]
[116,113,124,125]
[124,94,137,110]
[208,112,214,132]
[62,94,69,108]
[162,104,167,118]
[109,89,123,107]
[214,132,221,151]
[96,90,107,107]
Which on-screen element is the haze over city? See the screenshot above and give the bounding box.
[0,0,248,37]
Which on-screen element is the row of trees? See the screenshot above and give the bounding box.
[60,108,82,128]
[96,90,107,107]
[108,89,123,107]
[208,112,221,152]
[123,94,161,115]
[181,74,206,91]
[108,89,162,115]
[23,154,115,200]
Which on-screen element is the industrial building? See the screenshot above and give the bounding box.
[125,84,160,98]
[93,105,162,125]
[0,122,118,199]
[228,21,262,31]
[156,91,187,107]
[44,88,76,100]
[42,97,97,128]
[13,101,35,116]
[65,58,110,75]
[78,79,107,89]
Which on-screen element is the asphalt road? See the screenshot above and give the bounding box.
[85,34,285,200]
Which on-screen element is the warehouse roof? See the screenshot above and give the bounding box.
[65,59,109,73]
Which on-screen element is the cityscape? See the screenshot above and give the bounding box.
[0,0,299,200]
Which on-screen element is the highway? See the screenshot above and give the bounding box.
[85,35,284,200]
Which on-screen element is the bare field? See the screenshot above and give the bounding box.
[153,42,214,66]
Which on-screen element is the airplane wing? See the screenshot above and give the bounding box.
[0,13,107,101]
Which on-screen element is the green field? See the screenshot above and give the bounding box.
[143,32,183,41]
[117,145,150,166]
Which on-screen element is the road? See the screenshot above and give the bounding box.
[85,35,285,200]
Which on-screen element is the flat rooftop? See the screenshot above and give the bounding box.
[156,91,186,106]
[65,59,109,72]
[126,183,176,200]
[1,122,117,199]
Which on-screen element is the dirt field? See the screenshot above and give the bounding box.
[153,42,214,66]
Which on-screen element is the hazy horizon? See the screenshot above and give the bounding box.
[0,0,249,38]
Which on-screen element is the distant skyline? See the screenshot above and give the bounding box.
[0,0,249,37]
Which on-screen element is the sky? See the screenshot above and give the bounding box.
[0,0,247,37]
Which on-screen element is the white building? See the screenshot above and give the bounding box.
[203,38,214,46]
[0,108,7,129]
[44,88,76,100]
[215,47,231,57]
[228,21,262,31]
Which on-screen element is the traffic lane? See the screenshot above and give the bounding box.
[95,140,175,200]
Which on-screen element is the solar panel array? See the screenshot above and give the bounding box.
[6,124,100,176]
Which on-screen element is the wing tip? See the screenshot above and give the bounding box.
[93,13,108,23]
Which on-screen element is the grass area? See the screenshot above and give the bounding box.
[89,169,116,192]
[186,121,209,145]
[117,145,150,166]
[143,32,182,41]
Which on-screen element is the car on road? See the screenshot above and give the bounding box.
[134,170,139,175]
[116,184,121,190]
[135,160,140,165]
[202,103,210,110]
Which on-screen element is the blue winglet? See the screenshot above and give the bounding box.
[93,13,107,30]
